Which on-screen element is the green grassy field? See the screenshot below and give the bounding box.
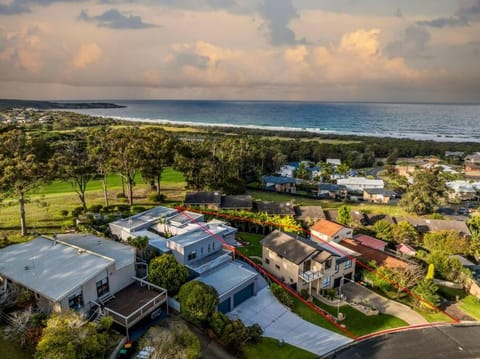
[313,299,408,337]
[244,337,316,359]
[0,168,186,236]
[459,295,480,320]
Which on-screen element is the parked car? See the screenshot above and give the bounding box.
[458,207,469,215]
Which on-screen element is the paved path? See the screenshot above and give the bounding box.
[228,287,352,356]
[340,282,427,325]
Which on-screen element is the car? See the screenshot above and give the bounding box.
[458,207,469,215]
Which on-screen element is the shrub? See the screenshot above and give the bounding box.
[300,289,310,300]
[131,206,147,214]
[116,192,126,198]
[271,283,294,309]
[88,204,103,213]
[178,281,219,327]
[59,210,69,217]
[71,206,84,218]
[148,193,166,202]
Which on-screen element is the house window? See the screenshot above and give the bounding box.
[96,277,109,297]
[325,259,332,270]
[208,244,211,253]
[335,263,339,274]
[201,247,204,254]
[275,264,280,270]
[344,260,352,269]
[265,258,270,265]
[322,276,331,289]
[68,291,84,310]
[188,251,197,261]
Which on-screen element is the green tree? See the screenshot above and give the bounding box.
[35,312,112,359]
[423,230,470,255]
[0,129,51,236]
[412,279,440,311]
[426,250,470,283]
[426,263,435,280]
[400,168,447,215]
[336,163,350,176]
[337,205,351,226]
[392,221,419,245]
[374,220,394,242]
[88,128,112,208]
[320,162,334,183]
[388,264,424,299]
[178,281,219,327]
[467,215,480,259]
[127,236,149,260]
[148,254,189,295]
[52,133,97,211]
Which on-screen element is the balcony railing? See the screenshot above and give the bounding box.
[299,269,323,282]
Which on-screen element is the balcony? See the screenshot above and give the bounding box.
[299,270,323,282]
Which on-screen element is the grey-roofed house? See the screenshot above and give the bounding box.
[0,235,167,331]
[197,261,260,313]
[261,230,358,294]
[220,194,253,210]
[262,176,297,193]
[396,217,472,237]
[318,183,347,199]
[363,188,397,204]
[256,201,295,216]
[294,206,326,224]
[184,191,222,209]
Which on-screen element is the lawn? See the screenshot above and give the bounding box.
[0,168,186,236]
[312,299,409,337]
[459,295,480,320]
[0,329,33,359]
[236,232,264,258]
[244,337,316,359]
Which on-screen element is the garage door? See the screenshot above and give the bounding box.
[218,299,231,314]
[234,283,254,308]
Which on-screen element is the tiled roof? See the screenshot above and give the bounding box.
[185,191,222,205]
[261,230,317,265]
[341,238,408,269]
[310,219,345,237]
[353,234,387,251]
[262,176,297,185]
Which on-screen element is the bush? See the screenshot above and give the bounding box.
[131,206,147,214]
[178,281,219,327]
[300,289,310,300]
[116,192,126,198]
[59,210,69,217]
[88,204,103,213]
[148,193,166,202]
[114,204,130,212]
[271,283,294,309]
[71,206,84,218]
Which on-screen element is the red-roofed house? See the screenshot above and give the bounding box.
[396,243,417,257]
[353,234,387,252]
[310,219,353,244]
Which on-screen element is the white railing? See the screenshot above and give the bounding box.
[299,270,323,282]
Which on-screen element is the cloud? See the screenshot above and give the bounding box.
[259,0,305,45]
[72,43,102,69]
[386,26,431,58]
[0,0,86,16]
[78,8,158,29]
[417,0,480,28]
[0,25,45,72]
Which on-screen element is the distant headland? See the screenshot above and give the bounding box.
[0,99,125,110]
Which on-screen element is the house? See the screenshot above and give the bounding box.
[310,219,353,243]
[395,217,472,237]
[318,183,347,199]
[363,188,397,204]
[261,230,358,294]
[464,153,480,178]
[446,181,478,201]
[353,234,387,252]
[110,206,260,313]
[337,177,384,192]
[278,162,301,178]
[278,161,321,179]
[445,151,464,162]
[262,176,297,193]
[294,206,326,224]
[326,158,342,167]
[184,192,253,211]
[396,243,417,257]
[455,255,480,280]
[256,201,295,216]
[184,191,222,209]
[220,195,253,210]
[340,238,409,269]
[324,210,369,226]
[0,234,166,330]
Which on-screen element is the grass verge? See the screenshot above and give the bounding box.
[236,232,264,258]
[244,337,316,359]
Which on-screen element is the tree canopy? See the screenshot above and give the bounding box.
[178,281,219,327]
[148,254,189,295]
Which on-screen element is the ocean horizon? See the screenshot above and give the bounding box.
[67,100,480,143]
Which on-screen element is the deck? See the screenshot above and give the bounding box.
[103,277,167,329]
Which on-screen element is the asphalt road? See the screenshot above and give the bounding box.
[328,325,480,359]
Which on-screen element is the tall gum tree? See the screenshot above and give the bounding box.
[0,129,51,236]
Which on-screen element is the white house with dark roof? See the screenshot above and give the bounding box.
[337,177,384,192]
[0,234,136,314]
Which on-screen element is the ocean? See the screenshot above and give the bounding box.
[69,100,480,143]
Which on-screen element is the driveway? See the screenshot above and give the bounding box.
[228,287,352,356]
[340,282,427,326]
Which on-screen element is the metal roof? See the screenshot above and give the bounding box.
[0,237,113,302]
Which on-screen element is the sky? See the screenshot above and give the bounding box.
[0,0,479,102]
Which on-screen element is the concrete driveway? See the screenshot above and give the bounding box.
[228,287,352,356]
[340,282,427,325]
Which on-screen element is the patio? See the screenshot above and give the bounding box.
[103,277,167,330]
